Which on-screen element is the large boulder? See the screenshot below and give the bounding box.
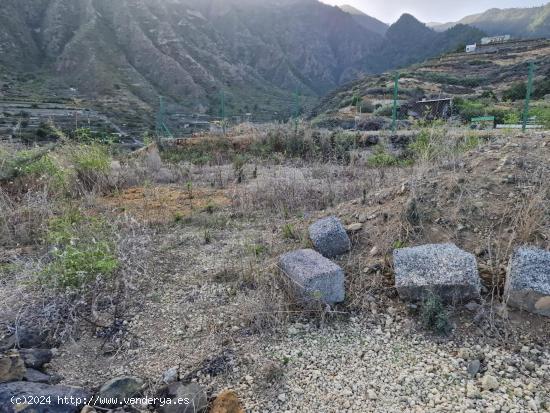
[393,243,481,303]
[0,382,90,413]
[0,351,26,383]
[19,349,53,370]
[279,249,345,304]
[0,328,48,351]
[308,216,351,258]
[98,376,144,407]
[504,247,550,316]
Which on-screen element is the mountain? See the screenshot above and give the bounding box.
[0,0,386,118]
[429,3,550,38]
[338,5,388,36]
[360,14,484,73]
[0,0,483,127]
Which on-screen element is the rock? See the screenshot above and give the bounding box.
[0,328,47,351]
[23,368,51,384]
[98,376,144,406]
[158,382,207,413]
[80,407,97,413]
[345,223,363,233]
[393,243,481,303]
[308,216,351,258]
[162,367,179,384]
[0,351,26,383]
[467,360,481,377]
[504,246,550,316]
[210,390,244,413]
[277,393,287,402]
[19,349,53,370]
[0,381,90,413]
[279,249,345,304]
[481,374,498,391]
[466,382,480,398]
[367,389,377,400]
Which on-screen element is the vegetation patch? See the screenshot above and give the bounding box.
[41,210,118,289]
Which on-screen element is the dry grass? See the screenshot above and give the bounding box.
[0,188,54,248]
[98,185,230,224]
[0,213,153,345]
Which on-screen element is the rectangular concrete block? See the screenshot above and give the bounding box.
[393,243,481,303]
[279,249,345,304]
[308,216,351,258]
[505,246,550,317]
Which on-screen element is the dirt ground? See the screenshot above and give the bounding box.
[1,131,549,412]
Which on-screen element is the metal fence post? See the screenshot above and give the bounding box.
[392,73,399,132]
[522,62,535,132]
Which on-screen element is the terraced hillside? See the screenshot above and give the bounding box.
[314,39,550,124]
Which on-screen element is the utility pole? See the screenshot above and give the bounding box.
[522,61,535,133]
[392,72,400,132]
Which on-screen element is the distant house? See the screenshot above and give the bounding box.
[481,35,511,45]
[465,44,477,53]
[412,98,453,120]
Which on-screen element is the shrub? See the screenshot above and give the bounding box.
[20,154,68,192]
[367,146,401,167]
[502,82,526,101]
[374,105,394,117]
[420,293,452,334]
[282,223,298,240]
[42,211,118,289]
[70,144,111,191]
[70,128,120,145]
[529,104,550,128]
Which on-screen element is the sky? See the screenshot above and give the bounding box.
[320,0,547,24]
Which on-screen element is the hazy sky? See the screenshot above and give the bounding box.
[321,0,547,24]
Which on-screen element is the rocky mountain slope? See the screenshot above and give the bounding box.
[0,0,483,123]
[430,3,550,38]
[338,4,389,36]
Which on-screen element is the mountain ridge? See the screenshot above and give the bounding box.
[0,0,483,121]
[429,3,550,37]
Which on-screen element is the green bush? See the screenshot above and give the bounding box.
[70,144,111,190]
[420,293,452,335]
[42,211,118,289]
[20,154,68,191]
[367,145,402,167]
[530,104,550,128]
[502,82,526,102]
[70,128,120,145]
[374,105,394,117]
[503,78,550,101]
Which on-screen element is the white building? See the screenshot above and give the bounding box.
[465,44,477,53]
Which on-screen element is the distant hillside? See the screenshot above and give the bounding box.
[0,0,386,119]
[338,5,389,36]
[429,3,550,38]
[0,0,485,127]
[313,38,550,117]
